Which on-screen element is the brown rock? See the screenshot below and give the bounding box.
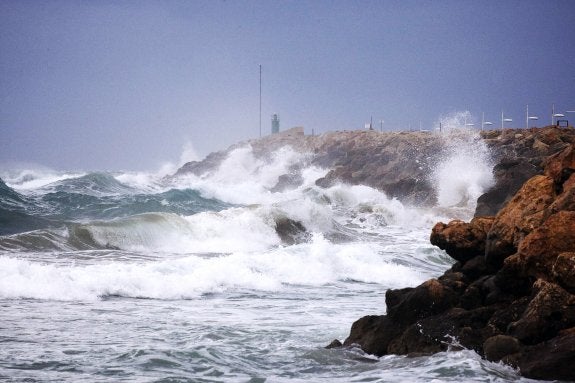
[545,172,575,215]
[506,210,575,280]
[544,144,575,186]
[430,217,494,264]
[485,175,555,268]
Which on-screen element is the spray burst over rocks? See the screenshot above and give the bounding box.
[173,113,496,215]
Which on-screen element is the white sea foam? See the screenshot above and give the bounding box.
[1,168,86,192]
[172,145,325,205]
[0,231,437,301]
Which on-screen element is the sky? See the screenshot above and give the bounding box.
[1,0,575,171]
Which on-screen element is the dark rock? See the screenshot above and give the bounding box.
[343,315,402,356]
[475,159,538,216]
[552,252,575,293]
[270,172,304,192]
[325,339,343,349]
[460,255,489,279]
[274,217,310,245]
[508,279,575,345]
[518,330,575,381]
[483,335,521,362]
[386,279,459,325]
[487,296,530,334]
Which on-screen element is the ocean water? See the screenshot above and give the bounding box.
[0,137,543,382]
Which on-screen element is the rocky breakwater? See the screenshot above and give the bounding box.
[476,126,575,215]
[172,127,477,206]
[340,140,575,381]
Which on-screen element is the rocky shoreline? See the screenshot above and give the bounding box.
[337,127,575,381]
[174,125,575,380]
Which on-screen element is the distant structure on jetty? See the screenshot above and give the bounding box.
[271,114,280,134]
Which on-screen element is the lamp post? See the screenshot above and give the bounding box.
[551,104,565,125]
[501,111,512,128]
[481,112,493,130]
[553,113,565,126]
[526,105,539,128]
[379,119,384,132]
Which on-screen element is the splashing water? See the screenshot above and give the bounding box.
[433,111,495,210]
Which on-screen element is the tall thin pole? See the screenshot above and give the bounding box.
[526,104,529,129]
[259,64,262,138]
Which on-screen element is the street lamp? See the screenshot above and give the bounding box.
[551,104,566,125]
[501,111,512,128]
[379,119,384,132]
[481,112,493,130]
[553,113,565,126]
[526,105,539,128]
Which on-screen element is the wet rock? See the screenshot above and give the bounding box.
[430,217,494,264]
[270,172,304,192]
[508,279,575,345]
[343,315,402,356]
[325,339,342,349]
[518,330,575,381]
[274,217,310,245]
[386,279,459,325]
[483,335,521,362]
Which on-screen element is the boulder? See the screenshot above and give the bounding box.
[518,330,575,381]
[508,279,575,344]
[483,335,521,363]
[505,210,575,281]
[552,252,575,293]
[342,315,402,356]
[484,175,555,268]
[430,217,494,264]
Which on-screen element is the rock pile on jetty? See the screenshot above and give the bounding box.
[341,127,575,381]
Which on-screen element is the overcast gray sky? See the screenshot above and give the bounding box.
[1,0,574,171]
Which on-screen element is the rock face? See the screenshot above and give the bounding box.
[173,127,446,206]
[475,127,575,216]
[172,126,575,213]
[342,140,575,381]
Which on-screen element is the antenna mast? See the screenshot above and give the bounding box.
[259,64,262,138]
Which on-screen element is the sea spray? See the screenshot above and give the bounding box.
[432,111,495,211]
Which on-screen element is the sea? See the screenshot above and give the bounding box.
[0,132,546,382]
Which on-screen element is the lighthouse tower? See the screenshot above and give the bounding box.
[271,114,280,134]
